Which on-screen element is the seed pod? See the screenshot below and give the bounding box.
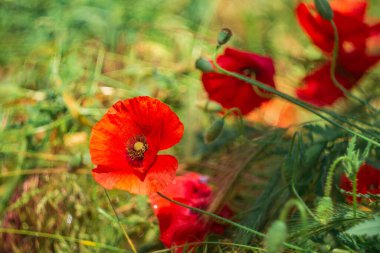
[195,57,214,73]
[217,28,232,46]
[315,196,334,225]
[264,220,287,253]
[204,118,225,144]
[314,0,334,20]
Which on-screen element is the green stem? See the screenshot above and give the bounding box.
[352,172,358,218]
[329,21,378,113]
[279,199,307,225]
[151,241,265,253]
[0,227,128,252]
[324,156,350,197]
[104,189,138,253]
[223,107,245,136]
[157,192,313,253]
[212,50,380,147]
[291,183,319,222]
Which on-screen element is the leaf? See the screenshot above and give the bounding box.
[346,216,380,238]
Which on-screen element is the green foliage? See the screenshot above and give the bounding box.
[346,215,380,238]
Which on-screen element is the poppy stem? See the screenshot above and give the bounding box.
[211,48,380,147]
[352,171,358,218]
[324,156,350,198]
[223,107,245,137]
[279,199,307,225]
[329,21,378,113]
[104,189,138,253]
[156,192,314,253]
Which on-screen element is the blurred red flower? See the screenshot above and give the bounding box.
[201,47,276,115]
[150,173,233,252]
[295,0,380,106]
[89,96,184,194]
[340,164,380,203]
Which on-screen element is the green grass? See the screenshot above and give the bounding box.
[1,0,379,252]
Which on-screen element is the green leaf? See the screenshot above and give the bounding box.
[346,216,380,237]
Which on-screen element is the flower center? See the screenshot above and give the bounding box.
[126,135,148,167]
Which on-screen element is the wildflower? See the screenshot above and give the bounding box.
[201,47,276,115]
[295,0,380,106]
[150,173,233,252]
[340,164,380,203]
[89,96,184,194]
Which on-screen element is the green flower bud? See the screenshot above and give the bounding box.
[264,220,287,253]
[314,0,334,20]
[195,57,214,73]
[315,196,334,225]
[217,28,232,46]
[204,118,225,144]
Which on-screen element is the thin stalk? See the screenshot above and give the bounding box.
[329,21,378,113]
[291,183,319,222]
[279,199,307,225]
[151,241,266,252]
[157,192,314,253]
[324,156,350,197]
[352,172,358,218]
[104,189,138,253]
[212,50,380,147]
[0,227,128,252]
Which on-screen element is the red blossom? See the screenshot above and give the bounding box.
[340,164,380,203]
[201,47,276,115]
[89,96,184,194]
[295,0,380,106]
[150,173,233,252]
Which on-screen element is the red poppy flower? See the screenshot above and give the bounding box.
[295,1,380,106]
[296,1,370,55]
[201,47,276,115]
[296,62,363,106]
[340,164,380,203]
[150,173,233,252]
[89,96,184,194]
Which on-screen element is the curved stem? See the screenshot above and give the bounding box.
[0,227,128,252]
[157,192,314,253]
[223,107,245,136]
[212,49,380,147]
[151,241,265,253]
[353,172,358,218]
[291,182,319,222]
[329,21,378,113]
[324,156,350,197]
[104,189,137,253]
[279,199,307,225]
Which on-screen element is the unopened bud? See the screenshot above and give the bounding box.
[314,0,334,20]
[204,118,225,144]
[217,28,232,46]
[264,220,287,253]
[315,196,334,225]
[195,57,214,73]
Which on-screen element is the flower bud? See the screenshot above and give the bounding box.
[217,28,232,46]
[314,0,334,20]
[264,220,287,253]
[204,118,225,144]
[195,57,214,73]
[315,196,334,225]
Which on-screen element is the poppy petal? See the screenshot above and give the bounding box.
[201,47,276,115]
[93,155,178,195]
[123,96,184,151]
[90,100,140,170]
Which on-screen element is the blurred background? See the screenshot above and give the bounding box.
[0,0,379,252]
